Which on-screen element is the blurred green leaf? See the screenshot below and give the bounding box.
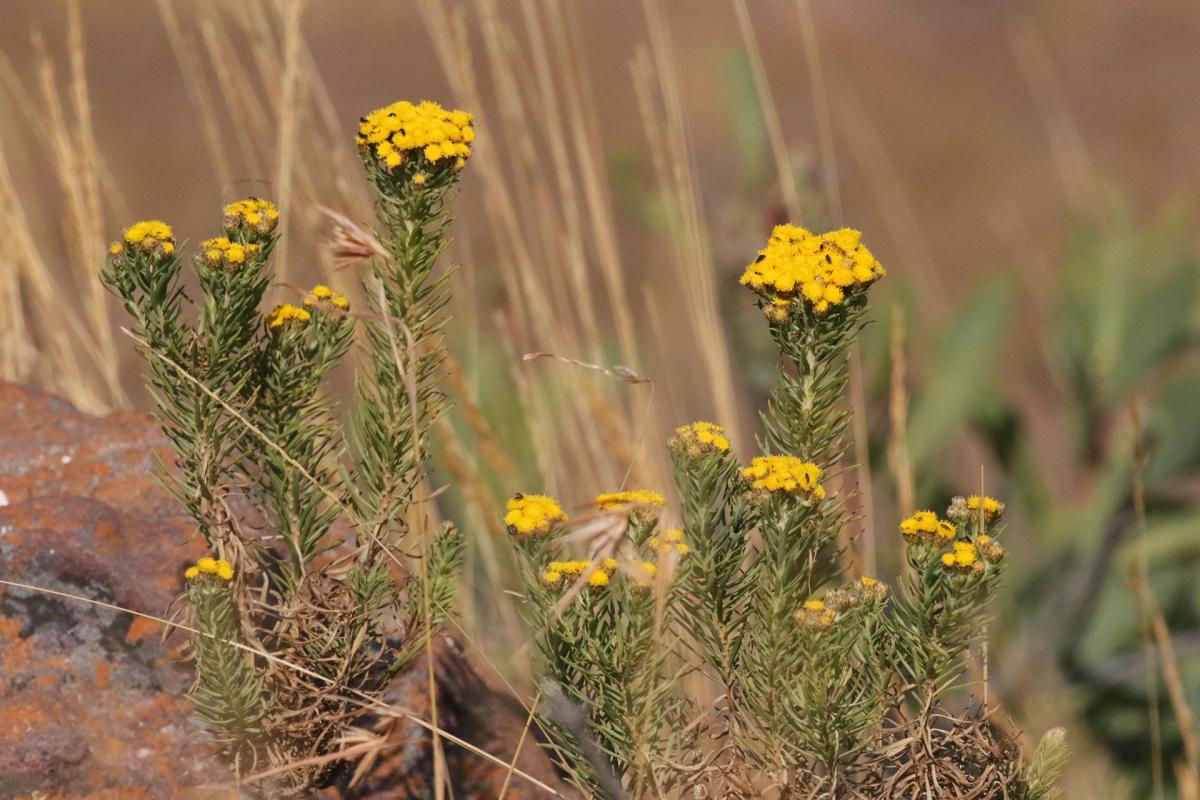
[715,48,768,191]
[1056,210,1198,414]
[1146,365,1200,488]
[907,277,1013,469]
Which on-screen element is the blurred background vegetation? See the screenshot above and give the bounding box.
[2,1,1198,797]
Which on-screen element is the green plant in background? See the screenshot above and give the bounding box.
[100,99,472,794]
[505,224,1067,798]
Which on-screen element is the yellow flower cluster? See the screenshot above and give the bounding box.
[670,421,731,457]
[541,559,616,588]
[940,541,982,574]
[223,197,279,237]
[504,494,568,536]
[948,494,1006,527]
[595,489,665,511]
[825,576,889,612]
[796,599,837,631]
[899,510,957,544]
[185,556,234,581]
[302,284,350,311]
[968,495,1004,520]
[649,528,689,556]
[357,100,474,169]
[740,224,885,314]
[268,303,311,330]
[122,220,175,257]
[741,456,826,499]
[201,236,260,269]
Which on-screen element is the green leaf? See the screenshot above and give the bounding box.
[907,278,1013,469]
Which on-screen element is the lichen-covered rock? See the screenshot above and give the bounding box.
[0,384,572,798]
[0,384,231,799]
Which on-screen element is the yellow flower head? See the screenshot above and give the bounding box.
[948,494,1006,527]
[967,494,1004,520]
[197,557,218,573]
[357,100,474,171]
[899,510,957,545]
[795,598,837,631]
[122,220,175,258]
[595,489,666,524]
[108,242,123,256]
[941,541,983,574]
[762,295,795,324]
[214,559,235,581]
[223,197,280,238]
[649,528,689,557]
[267,303,311,331]
[200,236,258,270]
[184,566,200,580]
[741,456,825,500]
[594,489,665,510]
[301,284,350,313]
[670,421,731,458]
[504,494,568,537]
[740,224,885,314]
[541,559,614,590]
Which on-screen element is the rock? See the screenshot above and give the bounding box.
[0,383,573,798]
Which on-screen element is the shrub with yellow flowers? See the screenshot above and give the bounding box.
[101,99,472,793]
[496,225,1063,799]
[506,484,690,797]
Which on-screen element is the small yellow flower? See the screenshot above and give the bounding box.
[413,173,428,186]
[122,220,175,257]
[741,456,825,500]
[197,557,218,574]
[199,237,252,270]
[594,490,666,525]
[941,541,984,574]
[223,197,279,237]
[302,284,351,314]
[899,510,957,544]
[670,421,731,457]
[108,242,122,256]
[594,489,665,510]
[504,494,568,537]
[184,566,200,580]
[214,559,234,581]
[795,598,837,631]
[967,495,1005,521]
[648,528,689,557]
[267,303,311,330]
[540,558,615,589]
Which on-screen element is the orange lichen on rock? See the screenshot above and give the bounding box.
[124,616,161,643]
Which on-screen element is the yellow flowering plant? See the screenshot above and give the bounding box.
[100,99,472,793]
[498,226,1063,798]
[507,488,688,797]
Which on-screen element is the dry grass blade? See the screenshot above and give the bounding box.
[524,351,651,384]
